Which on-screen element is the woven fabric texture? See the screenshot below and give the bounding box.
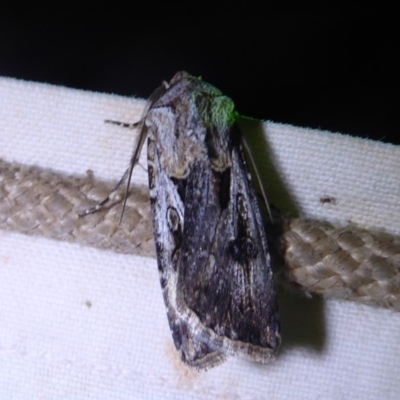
[0,77,399,400]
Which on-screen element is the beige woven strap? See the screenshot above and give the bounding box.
[1,159,399,311]
[281,219,400,310]
[0,159,155,257]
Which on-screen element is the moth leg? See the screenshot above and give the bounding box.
[104,119,140,129]
[78,168,130,217]
[105,120,147,172]
[78,119,145,222]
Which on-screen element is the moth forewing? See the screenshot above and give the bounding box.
[145,72,280,368]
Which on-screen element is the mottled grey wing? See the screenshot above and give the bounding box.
[175,135,280,367]
[146,72,280,368]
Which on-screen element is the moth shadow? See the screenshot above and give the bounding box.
[237,117,301,217]
[277,286,326,354]
[266,221,326,353]
[238,117,326,353]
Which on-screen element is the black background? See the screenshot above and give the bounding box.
[1,6,397,144]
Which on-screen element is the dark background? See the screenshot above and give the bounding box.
[1,6,397,144]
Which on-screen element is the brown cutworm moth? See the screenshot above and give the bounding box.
[85,71,280,369]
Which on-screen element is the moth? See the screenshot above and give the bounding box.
[87,71,280,369]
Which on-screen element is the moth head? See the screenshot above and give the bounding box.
[197,94,237,131]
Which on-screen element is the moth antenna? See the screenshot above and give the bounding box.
[241,135,273,222]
